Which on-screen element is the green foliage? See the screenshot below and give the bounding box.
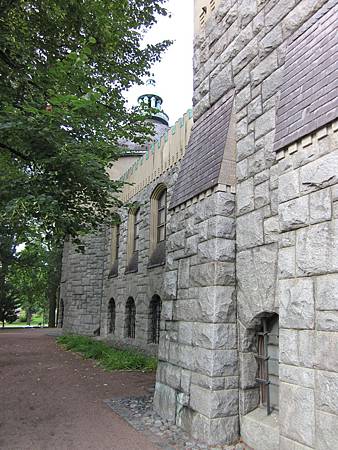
[0,0,171,242]
[57,335,157,372]
[0,290,18,326]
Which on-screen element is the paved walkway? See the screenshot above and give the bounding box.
[0,329,158,450]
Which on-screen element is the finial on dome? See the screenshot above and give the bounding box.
[137,79,169,126]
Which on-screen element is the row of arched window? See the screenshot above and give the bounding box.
[109,184,167,276]
[108,295,162,344]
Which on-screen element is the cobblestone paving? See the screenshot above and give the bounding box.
[106,394,248,450]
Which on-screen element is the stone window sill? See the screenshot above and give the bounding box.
[241,407,279,450]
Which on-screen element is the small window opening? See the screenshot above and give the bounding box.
[255,314,279,415]
[157,190,167,243]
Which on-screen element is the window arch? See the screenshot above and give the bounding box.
[126,206,140,273]
[256,313,279,414]
[125,297,136,339]
[149,184,167,267]
[149,295,162,344]
[108,298,116,334]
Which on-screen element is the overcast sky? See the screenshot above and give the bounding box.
[126,0,194,125]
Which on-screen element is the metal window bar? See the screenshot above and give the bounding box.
[255,318,271,415]
[126,300,136,339]
[133,210,140,252]
[151,300,161,344]
[115,224,120,261]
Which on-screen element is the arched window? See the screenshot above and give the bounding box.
[109,216,121,278]
[126,206,140,273]
[149,295,162,344]
[149,184,167,267]
[256,314,279,414]
[108,298,116,334]
[125,297,136,339]
[59,299,64,328]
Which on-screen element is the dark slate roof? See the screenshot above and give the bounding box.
[170,91,234,209]
[274,1,338,151]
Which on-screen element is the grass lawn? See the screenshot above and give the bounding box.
[5,314,46,328]
[57,335,157,372]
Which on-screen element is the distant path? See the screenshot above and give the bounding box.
[0,329,157,450]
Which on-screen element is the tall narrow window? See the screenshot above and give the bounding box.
[157,190,167,243]
[149,184,167,267]
[109,217,120,277]
[108,298,116,334]
[255,314,279,414]
[149,295,162,344]
[126,207,140,273]
[125,297,136,339]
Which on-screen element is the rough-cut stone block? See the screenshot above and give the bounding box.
[279,329,314,368]
[255,108,276,139]
[190,261,235,287]
[279,230,295,248]
[254,180,270,208]
[205,216,235,240]
[239,388,259,415]
[210,66,233,105]
[278,246,295,278]
[280,383,315,447]
[309,187,332,224]
[296,221,338,275]
[194,348,238,377]
[251,52,278,87]
[316,310,338,332]
[237,178,254,214]
[316,370,338,415]
[316,274,338,310]
[300,151,338,193]
[248,95,262,123]
[163,271,178,300]
[241,408,279,450]
[279,169,300,203]
[190,385,238,418]
[316,410,338,450]
[196,286,236,323]
[237,133,255,161]
[279,196,309,231]
[191,412,239,445]
[279,278,314,329]
[237,244,278,325]
[237,210,264,250]
[198,238,235,263]
[239,352,258,389]
[178,322,193,346]
[153,381,177,422]
[315,332,338,372]
[264,215,279,243]
[192,323,237,350]
[280,364,314,389]
[178,259,190,289]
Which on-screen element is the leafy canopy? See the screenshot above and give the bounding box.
[0,0,170,243]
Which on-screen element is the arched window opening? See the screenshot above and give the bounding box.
[150,295,162,344]
[126,207,140,273]
[108,298,116,334]
[149,184,167,267]
[109,216,121,278]
[256,314,279,414]
[125,297,136,339]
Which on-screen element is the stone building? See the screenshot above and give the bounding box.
[60,0,338,448]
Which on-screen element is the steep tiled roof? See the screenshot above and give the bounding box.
[274,1,338,151]
[170,92,234,209]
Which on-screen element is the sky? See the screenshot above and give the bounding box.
[126,0,194,125]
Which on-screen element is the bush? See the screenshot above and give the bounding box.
[57,335,157,372]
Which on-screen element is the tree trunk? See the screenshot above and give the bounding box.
[26,308,32,325]
[48,245,63,328]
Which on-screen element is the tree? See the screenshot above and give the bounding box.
[0,291,18,327]
[0,0,171,243]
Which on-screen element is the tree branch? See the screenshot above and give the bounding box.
[0,142,31,162]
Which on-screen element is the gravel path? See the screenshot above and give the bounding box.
[0,328,157,450]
